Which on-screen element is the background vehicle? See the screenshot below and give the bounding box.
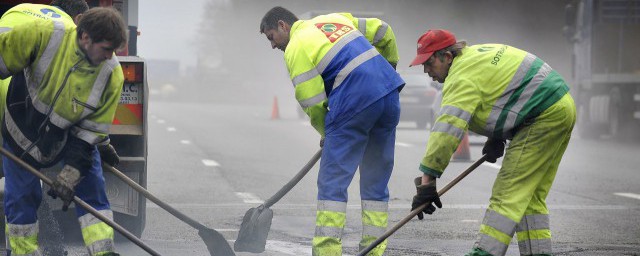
[398,71,440,129]
[0,0,149,241]
[564,0,640,140]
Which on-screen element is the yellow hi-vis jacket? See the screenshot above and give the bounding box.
[285,13,404,136]
[0,12,124,170]
[420,44,569,178]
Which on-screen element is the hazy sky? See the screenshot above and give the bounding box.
[137,0,209,70]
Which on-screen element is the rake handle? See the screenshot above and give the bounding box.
[263,149,322,208]
[356,155,488,256]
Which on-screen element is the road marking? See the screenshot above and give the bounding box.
[180,140,191,144]
[395,142,412,147]
[614,193,640,200]
[481,162,501,170]
[235,192,264,204]
[215,229,239,232]
[201,159,220,167]
[157,119,166,124]
[167,127,176,132]
[461,219,478,223]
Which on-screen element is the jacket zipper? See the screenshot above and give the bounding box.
[72,98,97,113]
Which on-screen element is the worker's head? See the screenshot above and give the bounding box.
[76,7,127,66]
[50,0,89,24]
[410,29,465,83]
[260,6,298,52]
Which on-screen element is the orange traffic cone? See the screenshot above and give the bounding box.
[451,132,471,162]
[271,96,280,120]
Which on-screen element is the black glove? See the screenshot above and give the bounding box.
[98,143,120,167]
[320,137,325,148]
[482,139,506,163]
[411,177,442,220]
[47,165,82,211]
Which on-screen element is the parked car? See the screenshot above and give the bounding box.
[398,71,441,129]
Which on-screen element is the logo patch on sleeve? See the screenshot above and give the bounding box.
[315,23,353,43]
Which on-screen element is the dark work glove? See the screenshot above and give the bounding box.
[482,139,506,163]
[47,165,82,211]
[320,137,325,148]
[98,143,120,167]
[411,177,442,220]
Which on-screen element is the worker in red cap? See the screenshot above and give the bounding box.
[409,29,576,256]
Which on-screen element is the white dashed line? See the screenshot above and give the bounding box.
[157,119,166,124]
[234,192,264,204]
[481,162,502,170]
[395,142,412,147]
[180,140,191,145]
[167,127,176,132]
[461,219,479,223]
[614,193,640,200]
[201,159,220,167]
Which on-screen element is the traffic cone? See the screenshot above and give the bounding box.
[271,96,280,120]
[451,132,471,162]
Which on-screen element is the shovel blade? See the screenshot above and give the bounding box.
[198,227,236,256]
[234,206,273,253]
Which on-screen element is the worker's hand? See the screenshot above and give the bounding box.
[47,165,82,211]
[482,138,506,163]
[411,177,442,220]
[320,137,325,148]
[98,143,120,167]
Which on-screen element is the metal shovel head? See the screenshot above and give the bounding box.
[234,205,273,253]
[198,227,236,256]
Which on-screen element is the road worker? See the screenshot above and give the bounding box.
[0,6,126,256]
[409,29,576,256]
[260,6,405,256]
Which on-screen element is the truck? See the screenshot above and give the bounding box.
[563,0,640,140]
[0,0,149,242]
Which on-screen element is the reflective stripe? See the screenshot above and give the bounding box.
[333,47,379,90]
[79,210,113,229]
[13,250,42,256]
[0,55,8,78]
[7,222,38,237]
[71,126,103,144]
[518,237,552,255]
[502,62,552,132]
[362,225,385,238]
[314,226,343,238]
[317,200,347,212]
[361,200,388,212]
[7,222,41,256]
[0,27,10,34]
[439,105,472,122]
[299,92,327,108]
[516,214,549,231]
[292,68,319,87]
[482,209,517,236]
[78,119,111,134]
[372,22,388,45]
[4,109,61,163]
[431,122,464,140]
[32,20,65,89]
[476,233,509,256]
[86,57,118,110]
[316,32,360,74]
[87,239,115,255]
[358,18,366,36]
[485,53,536,134]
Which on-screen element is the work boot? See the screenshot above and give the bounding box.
[465,248,493,256]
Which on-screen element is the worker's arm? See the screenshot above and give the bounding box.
[419,78,481,178]
[341,13,399,67]
[0,20,42,79]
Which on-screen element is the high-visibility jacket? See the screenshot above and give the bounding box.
[420,44,569,177]
[285,13,404,136]
[0,10,124,170]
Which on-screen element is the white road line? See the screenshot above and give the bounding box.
[180,140,191,145]
[235,192,264,204]
[481,162,502,170]
[201,159,220,167]
[167,127,176,132]
[215,229,239,232]
[614,193,640,200]
[461,219,478,223]
[157,119,166,124]
[395,142,412,147]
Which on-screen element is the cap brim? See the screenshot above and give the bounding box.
[409,52,434,67]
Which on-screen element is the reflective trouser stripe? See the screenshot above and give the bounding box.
[516,214,552,255]
[79,210,115,255]
[6,222,40,256]
[313,200,346,256]
[476,209,516,256]
[359,200,388,256]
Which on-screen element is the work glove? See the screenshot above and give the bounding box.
[47,165,82,211]
[482,138,506,163]
[411,177,442,220]
[320,137,325,148]
[98,143,120,167]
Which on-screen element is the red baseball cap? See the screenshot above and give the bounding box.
[409,29,457,67]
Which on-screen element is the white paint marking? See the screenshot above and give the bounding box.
[180,140,191,145]
[157,119,166,124]
[215,229,239,232]
[235,192,264,204]
[167,127,176,132]
[481,162,502,170]
[395,142,412,147]
[265,240,312,255]
[614,193,640,200]
[201,159,220,167]
[461,219,478,223]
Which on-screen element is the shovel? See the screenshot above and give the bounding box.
[102,163,236,256]
[234,148,322,253]
[357,155,488,256]
[0,147,162,256]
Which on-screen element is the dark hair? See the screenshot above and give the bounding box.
[260,6,298,33]
[434,41,467,62]
[50,0,89,18]
[76,7,127,49]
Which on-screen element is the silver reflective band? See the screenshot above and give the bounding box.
[333,47,380,90]
[71,126,104,145]
[362,225,386,238]
[292,68,320,88]
[7,221,38,237]
[482,209,517,236]
[476,233,509,256]
[439,105,472,123]
[361,200,388,212]
[299,92,327,109]
[78,119,111,134]
[502,61,552,133]
[79,209,113,228]
[0,56,8,79]
[517,214,550,231]
[4,110,61,163]
[314,225,343,238]
[87,239,116,255]
[358,18,366,36]
[33,20,65,88]
[316,32,361,74]
[85,57,119,110]
[518,237,552,255]
[0,27,10,34]
[431,122,464,140]
[317,200,347,212]
[372,22,388,45]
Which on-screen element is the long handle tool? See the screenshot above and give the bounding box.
[234,149,322,253]
[357,155,488,256]
[0,147,162,256]
[102,164,235,256]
